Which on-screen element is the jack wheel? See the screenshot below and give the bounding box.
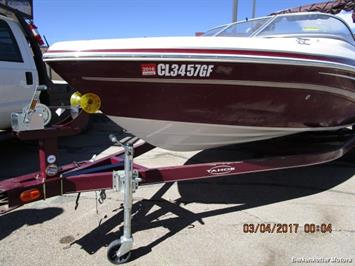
[107,239,131,264]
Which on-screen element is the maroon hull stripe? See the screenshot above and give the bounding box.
[46,48,355,67]
[47,59,355,129]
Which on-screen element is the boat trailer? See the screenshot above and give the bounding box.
[1,117,355,264]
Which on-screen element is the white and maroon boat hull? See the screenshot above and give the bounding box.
[44,36,355,151]
[109,116,352,151]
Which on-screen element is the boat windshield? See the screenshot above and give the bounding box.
[256,13,354,43]
[202,13,354,43]
[203,25,228,37]
[203,17,270,37]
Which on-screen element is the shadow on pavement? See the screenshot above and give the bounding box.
[2,128,354,258]
[0,207,63,240]
[74,143,355,261]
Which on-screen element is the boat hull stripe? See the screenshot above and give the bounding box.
[45,48,355,66]
[82,76,355,101]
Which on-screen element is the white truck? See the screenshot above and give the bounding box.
[0,1,74,132]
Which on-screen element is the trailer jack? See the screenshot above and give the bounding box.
[108,139,137,263]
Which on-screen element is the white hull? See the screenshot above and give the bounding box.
[108,116,349,151]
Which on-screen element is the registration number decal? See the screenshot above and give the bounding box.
[141,63,214,77]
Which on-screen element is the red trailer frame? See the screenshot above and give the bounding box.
[2,128,355,213]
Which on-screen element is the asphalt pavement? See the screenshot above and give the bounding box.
[0,114,354,266]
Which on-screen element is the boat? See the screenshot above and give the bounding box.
[43,11,355,151]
